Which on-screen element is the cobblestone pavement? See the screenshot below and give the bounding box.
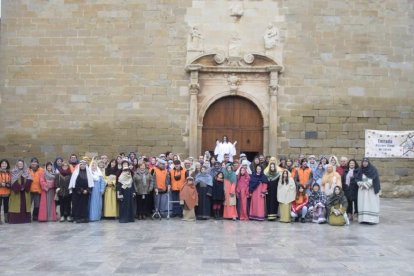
[0,198,412,275]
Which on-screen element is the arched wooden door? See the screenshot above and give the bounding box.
[202,96,263,160]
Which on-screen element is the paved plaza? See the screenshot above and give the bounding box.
[0,198,413,275]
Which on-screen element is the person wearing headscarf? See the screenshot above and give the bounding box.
[29,157,44,221]
[133,160,153,220]
[277,170,296,223]
[180,177,198,221]
[249,166,268,221]
[264,156,277,175]
[236,166,250,221]
[307,155,318,173]
[327,186,348,226]
[356,158,381,224]
[116,160,136,223]
[312,162,325,186]
[195,165,213,220]
[223,163,238,220]
[56,161,72,222]
[265,162,280,221]
[104,159,119,218]
[169,159,187,218]
[307,183,327,224]
[212,171,225,219]
[53,157,63,173]
[329,155,340,172]
[291,185,308,223]
[209,161,222,178]
[69,158,94,223]
[9,160,33,224]
[38,162,57,222]
[150,159,170,217]
[89,160,105,222]
[342,159,360,222]
[0,159,11,223]
[321,164,342,196]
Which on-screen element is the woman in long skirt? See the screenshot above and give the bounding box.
[180,177,198,221]
[277,170,296,223]
[356,158,380,224]
[69,159,94,223]
[236,167,250,221]
[195,165,212,220]
[104,159,119,218]
[265,163,280,221]
[9,160,32,224]
[89,161,105,222]
[249,166,268,221]
[212,172,225,219]
[39,162,57,222]
[117,160,136,223]
[223,164,237,220]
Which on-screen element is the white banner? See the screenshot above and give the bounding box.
[365,129,414,158]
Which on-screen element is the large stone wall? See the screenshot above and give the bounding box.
[0,0,413,197]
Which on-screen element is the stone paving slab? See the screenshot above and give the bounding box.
[0,198,413,275]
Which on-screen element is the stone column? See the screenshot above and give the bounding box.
[268,68,279,157]
[188,66,201,158]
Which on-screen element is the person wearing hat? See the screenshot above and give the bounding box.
[179,177,198,222]
[356,158,381,224]
[239,153,250,166]
[169,159,188,218]
[29,157,44,221]
[150,159,170,217]
[307,183,327,224]
[69,159,94,223]
[116,160,136,223]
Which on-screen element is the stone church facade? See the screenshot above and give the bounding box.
[0,0,413,197]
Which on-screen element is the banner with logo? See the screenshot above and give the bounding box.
[365,130,414,158]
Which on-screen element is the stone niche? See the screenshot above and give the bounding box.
[186,53,283,158]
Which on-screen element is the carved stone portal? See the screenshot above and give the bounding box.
[186,53,283,158]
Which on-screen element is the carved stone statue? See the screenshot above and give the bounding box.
[228,33,241,57]
[229,2,244,18]
[263,23,279,49]
[188,26,203,51]
[227,74,240,94]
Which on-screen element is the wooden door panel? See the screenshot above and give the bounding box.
[202,96,263,157]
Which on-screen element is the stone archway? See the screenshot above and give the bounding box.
[186,53,282,158]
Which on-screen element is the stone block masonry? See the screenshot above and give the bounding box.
[0,0,413,197]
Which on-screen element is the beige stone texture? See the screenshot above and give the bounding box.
[0,0,413,197]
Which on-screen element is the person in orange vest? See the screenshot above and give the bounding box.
[295,158,313,195]
[151,159,170,217]
[169,160,187,218]
[29,157,45,221]
[0,159,11,223]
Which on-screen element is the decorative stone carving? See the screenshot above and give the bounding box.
[229,2,244,18]
[228,33,241,57]
[214,53,226,65]
[263,23,279,49]
[189,82,200,95]
[269,71,279,96]
[227,74,240,94]
[243,53,255,64]
[188,26,203,51]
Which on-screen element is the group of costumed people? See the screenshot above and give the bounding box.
[0,148,381,226]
